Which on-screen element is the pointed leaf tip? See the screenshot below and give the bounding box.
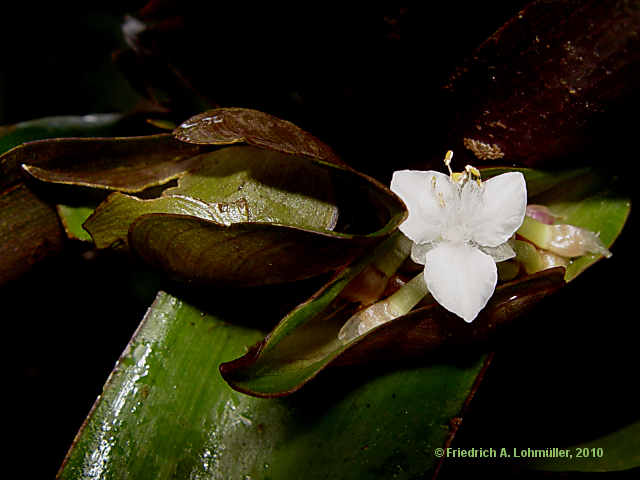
[174,107,346,165]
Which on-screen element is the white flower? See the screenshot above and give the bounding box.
[390,158,527,322]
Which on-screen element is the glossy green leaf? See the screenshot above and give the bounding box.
[58,290,487,480]
[160,146,339,228]
[83,193,225,249]
[84,145,339,249]
[219,167,629,396]
[531,174,629,281]
[483,167,629,281]
[531,420,640,472]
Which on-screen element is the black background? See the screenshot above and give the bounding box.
[3,4,638,479]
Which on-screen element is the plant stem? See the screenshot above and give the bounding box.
[340,232,412,305]
[511,239,545,274]
[517,216,551,248]
[338,272,430,343]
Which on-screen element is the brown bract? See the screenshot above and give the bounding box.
[0,184,65,285]
[16,134,208,193]
[174,107,346,166]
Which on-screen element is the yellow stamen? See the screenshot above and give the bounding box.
[465,164,483,186]
[465,165,481,178]
[451,172,466,184]
[444,150,454,176]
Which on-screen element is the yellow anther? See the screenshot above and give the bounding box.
[437,192,446,208]
[444,150,454,176]
[465,165,481,179]
[464,165,483,187]
[444,150,454,165]
[430,175,437,189]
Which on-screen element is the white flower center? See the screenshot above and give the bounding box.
[442,222,468,244]
[435,177,477,246]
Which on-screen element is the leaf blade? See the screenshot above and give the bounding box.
[174,107,345,165]
[129,214,380,286]
[78,145,405,285]
[58,290,487,480]
[531,420,640,472]
[14,134,207,193]
[0,113,130,284]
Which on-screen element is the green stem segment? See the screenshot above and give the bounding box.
[340,233,412,305]
[338,272,430,343]
[517,216,552,248]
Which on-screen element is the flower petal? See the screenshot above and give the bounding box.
[391,170,456,244]
[424,243,497,322]
[479,241,516,263]
[462,172,527,247]
[410,241,436,265]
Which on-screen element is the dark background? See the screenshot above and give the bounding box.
[3,4,638,478]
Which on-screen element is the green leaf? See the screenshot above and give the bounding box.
[84,145,340,250]
[483,167,630,281]
[58,290,487,480]
[531,173,630,281]
[75,144,404,286]
[56,204,96,242]
[479,166,591,198]
[83,193,227,249]
[531,420,640,472]
[125,147,405,285]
